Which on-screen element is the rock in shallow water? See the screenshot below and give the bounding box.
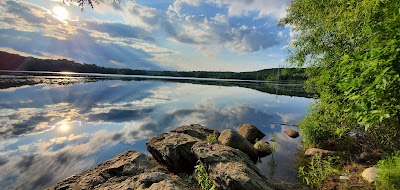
[254,140,272,157]
[237,124,265,143]
[218,129,258,161]
[284,129,299,138]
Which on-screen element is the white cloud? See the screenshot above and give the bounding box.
[173,0,291,20]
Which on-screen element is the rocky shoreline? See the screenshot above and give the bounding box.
[47,124,285,190]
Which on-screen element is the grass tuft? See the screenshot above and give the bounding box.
[375,151,400,190]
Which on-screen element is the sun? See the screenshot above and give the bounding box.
[52,6,69,22]
[59,124,70,132]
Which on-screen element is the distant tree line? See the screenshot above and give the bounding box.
[0,51,306,81]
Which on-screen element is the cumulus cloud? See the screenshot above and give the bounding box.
[172,0,291,20]
[0,0,169,70]
[102,1,280,54]
[167,4,280,53]
[0,0,288,70]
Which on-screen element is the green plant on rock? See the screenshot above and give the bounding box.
[298,154,341,189]
[375,151,400,190]
[269,133,279,153]
[194,160,217,190]
[205,134,218,144]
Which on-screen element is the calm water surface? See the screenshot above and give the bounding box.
[0,72,313,189]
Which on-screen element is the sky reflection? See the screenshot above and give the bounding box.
[0,75,312,189]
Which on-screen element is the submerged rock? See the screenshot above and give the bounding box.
[46,150,190,190]
[192,141,274,190]
[284,129,299,138]
[218,129,258,161]
[237,124,265,143]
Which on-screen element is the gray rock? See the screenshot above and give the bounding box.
[304,148,331,157]
[172,124,220,140]
[192,141,274,190]
[218,129,258,161]
[146,132,200,173]
[104,172,188,190]
[254,141,272,157]
[237,124,265,143]
[362,167,379,183]
[284,129,299,138]
[46,150,190,190]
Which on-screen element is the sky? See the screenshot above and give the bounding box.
[0,0,293,72]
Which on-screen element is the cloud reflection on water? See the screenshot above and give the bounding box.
[0,77,312,189]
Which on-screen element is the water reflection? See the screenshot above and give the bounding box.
[0,72,313,189]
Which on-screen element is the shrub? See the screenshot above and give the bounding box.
[194,160,217,190]
[375,151,400,190]
[298,154,341,189]
[282,0,400,152]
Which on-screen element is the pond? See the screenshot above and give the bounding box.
[0,71,313,189]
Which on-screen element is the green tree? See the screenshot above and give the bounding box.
[280,0,400,150]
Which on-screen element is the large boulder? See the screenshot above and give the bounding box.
[218,129,258,161]
[192,141,274,190]
[146,132,200,173]
[237,124,265,143]
[172,124,220,140]
[46,150,190,190]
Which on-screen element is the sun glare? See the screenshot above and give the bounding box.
[59,124,70,132]
[53,6,69,22]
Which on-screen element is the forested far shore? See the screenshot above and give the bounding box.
[0,51,306,81]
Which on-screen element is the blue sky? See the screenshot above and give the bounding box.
[0,0,293,71]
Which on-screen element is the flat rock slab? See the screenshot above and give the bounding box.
[192,141,274,190]
[172,124,220,140]
[46,150,190,190]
